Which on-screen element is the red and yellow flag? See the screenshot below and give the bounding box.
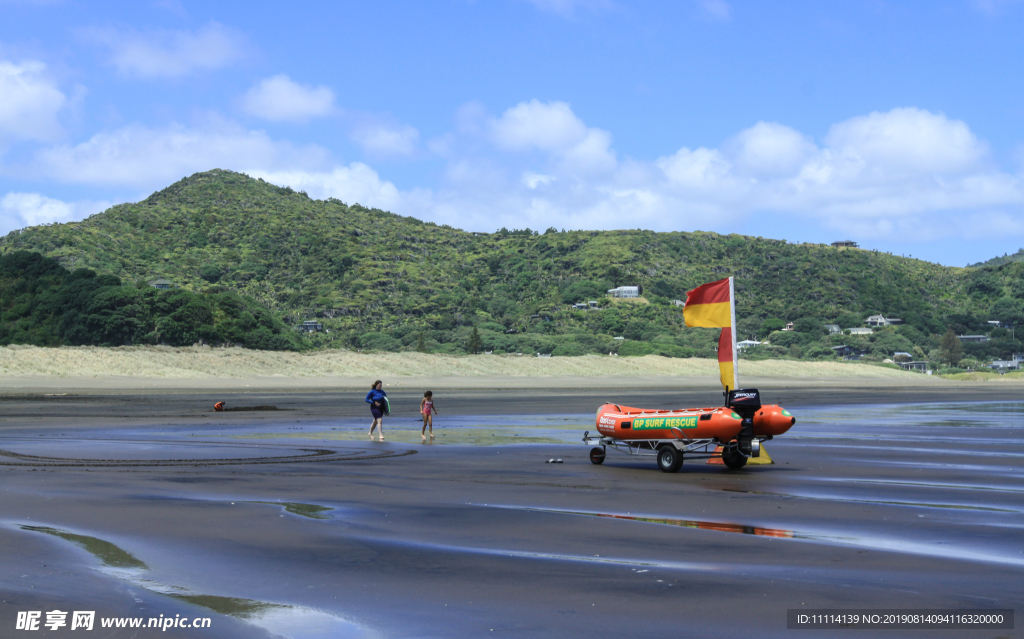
[683,277,738,391]
[681,278,731,327]
[718,326,735,392]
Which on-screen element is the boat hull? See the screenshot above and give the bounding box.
[595,403,795,441]
[595,404,742,441]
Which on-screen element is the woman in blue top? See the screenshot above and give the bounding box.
[365,380,387,441]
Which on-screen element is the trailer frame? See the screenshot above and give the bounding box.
[583,430,724,459]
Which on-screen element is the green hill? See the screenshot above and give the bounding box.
[970,248,1024,268]
[1,169,1022,361]
[0,250,300,350]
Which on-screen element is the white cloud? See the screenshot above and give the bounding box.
[351,122,419,157]
[522,172,555,189]
[83,22,246,78]
[0,60,66,144]
[250,165,419,212]
[27,119,331,188]
[20,101,1022,246]
[724,121,816,177]
[700,0,731,20]
[823,107,987,178]
[240,75,335,122]
[490,100,616,173]
[360,105,1024,240]
[0,192,112,234]
[491,100,588,151]
[246,105,1022,243]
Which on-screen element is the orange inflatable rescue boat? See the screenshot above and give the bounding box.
[583,388,795,472]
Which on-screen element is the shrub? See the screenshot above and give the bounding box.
[552,342,589,356]
[653,344,694,358]
[618,341,655,356]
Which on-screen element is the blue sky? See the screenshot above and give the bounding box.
[1,0,1022,266]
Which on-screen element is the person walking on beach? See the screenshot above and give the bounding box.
[366,380,387,441]
[420,391,437,442]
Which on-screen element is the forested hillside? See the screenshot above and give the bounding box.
[971,248,1024,268]
[0,251,299,350]
[1,169,1021,361]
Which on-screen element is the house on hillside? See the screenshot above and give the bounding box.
[866,314,902,327]
[149,279,174,289]
[297,320,323,333]
[958,334,990,343]
[989,359,1020,371]
[848,327,873,335]
[608,286,639,298]
[898,361,929,372]
[737,340,762,350]
[832,345,864,360]
[831,240,859,248]
[781,322,795,331]
[823,324,841,334]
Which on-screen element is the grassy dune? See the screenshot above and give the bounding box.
[0,345,938,380]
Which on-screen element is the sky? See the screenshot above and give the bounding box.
[1,0,1022,267]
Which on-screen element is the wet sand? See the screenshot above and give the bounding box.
[1,386,1021,638]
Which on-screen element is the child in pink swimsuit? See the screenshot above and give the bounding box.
[420,391,437,441]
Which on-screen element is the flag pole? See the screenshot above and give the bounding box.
[729,276,738,391]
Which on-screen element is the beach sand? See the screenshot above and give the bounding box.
[1,381,1020,637]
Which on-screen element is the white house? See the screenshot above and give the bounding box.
[736,340,762,350]
[608,286,639,298]
[823,324,841,334]
[848,327,873,335]
[865,314,902,327]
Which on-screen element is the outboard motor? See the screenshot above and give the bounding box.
[726,388,761,457]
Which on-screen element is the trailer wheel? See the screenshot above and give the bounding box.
[657,445,683,473]
[721,445,747,470]
[589,447,606,465]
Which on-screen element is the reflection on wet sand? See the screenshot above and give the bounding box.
[807,476,1024,494]
[243,501,335,519]
[717,487,1022,513]
[482,505,795,538]
[20,525,148,569]
[478,505,1024,567]
[18,524,373,638]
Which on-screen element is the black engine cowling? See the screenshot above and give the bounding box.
[726,388,761,456]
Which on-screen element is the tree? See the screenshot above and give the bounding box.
[467,326,482,354]
[938,328,963,366]
[416,330,426,352]
[199,265,221,283]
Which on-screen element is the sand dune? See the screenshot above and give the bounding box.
[1,344,935,380]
